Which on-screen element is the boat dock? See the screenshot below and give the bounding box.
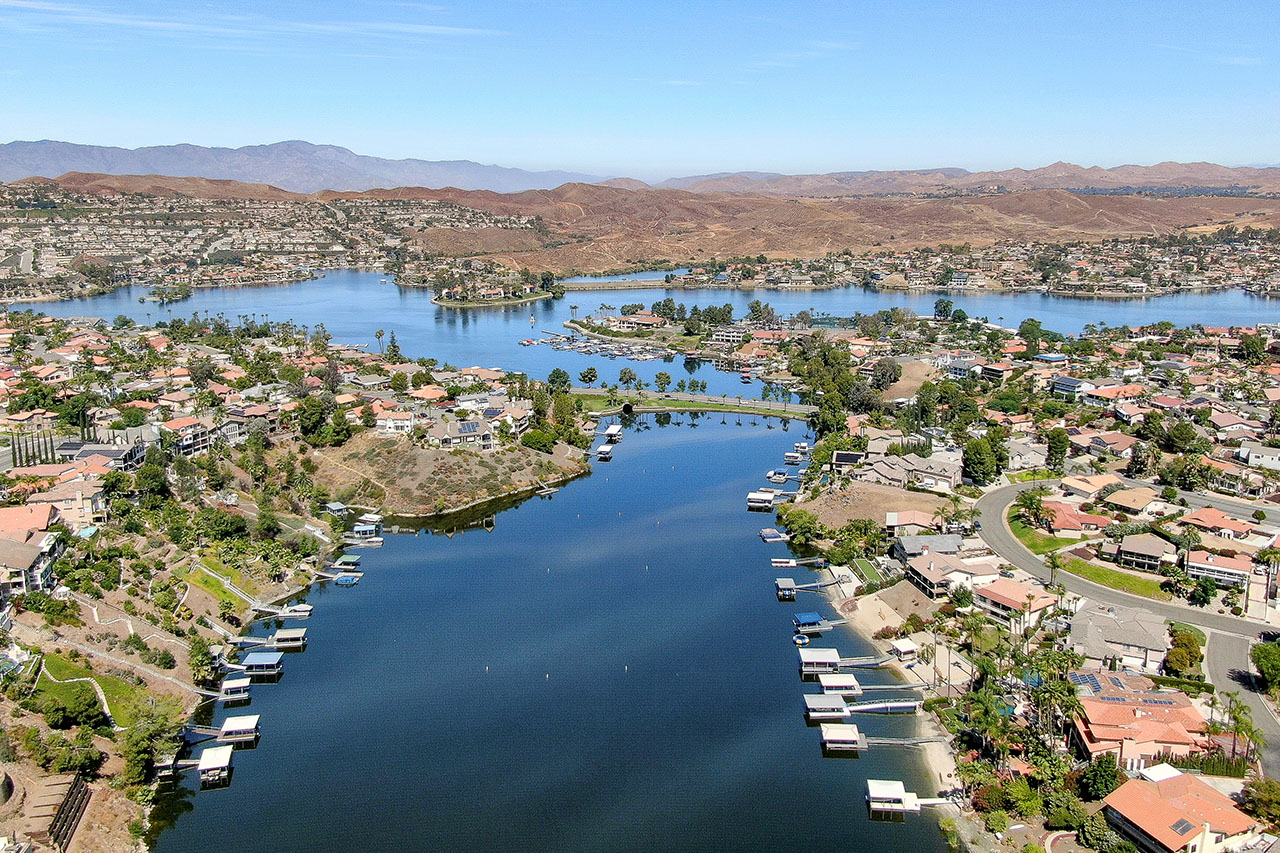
[229,651,284,678]
[599,424,623,442]
[594,443,615,461]
[806,694,920,721]
[759,528,791,543]
[819,723,868,752]
[771,557,827,569]
[774,576,838,601]
[217,676,251,704]
[866,779,952,812]
[225,627,307,651]
[792,611,850,634]
[197,745,234,786]
[250,601,312,619]
[797,647,893,674]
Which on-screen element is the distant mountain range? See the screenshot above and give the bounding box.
[0,140,603,193]
[3,139,1280,196]
[638,162,1280,195]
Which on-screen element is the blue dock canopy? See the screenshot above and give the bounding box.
[242,651,283,667]
[793,612,824,627]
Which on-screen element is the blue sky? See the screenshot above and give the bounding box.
[0,0,1275,179]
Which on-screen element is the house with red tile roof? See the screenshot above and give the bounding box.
[1103,771,1260,853]
[1070,670,1211,771]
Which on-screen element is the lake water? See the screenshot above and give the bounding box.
[150,417,948,853]
[29,269,1280,399]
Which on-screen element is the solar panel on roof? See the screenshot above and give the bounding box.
[1171,819,1195,836]
[1099,696,1126,703]
[1108,676,1124,688]
[1141,698,1176,706]
[459,422,479,434]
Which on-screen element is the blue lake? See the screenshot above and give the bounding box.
[29,269,1280,399]
[150,418,950,852]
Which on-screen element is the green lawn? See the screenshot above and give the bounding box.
[187,568,243,609]
[1006,509,1079,555]
[39,654,145,726]
[1062,558,1172,601]
[1167,621,1206,645]
[200,553,261,597]
[1006,469,1057,483]
[853,558,882,583]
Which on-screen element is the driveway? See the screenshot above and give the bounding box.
[1205,632,1280,777]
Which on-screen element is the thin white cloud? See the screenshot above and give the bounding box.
[0,0,503,42]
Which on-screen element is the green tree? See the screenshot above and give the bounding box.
[1243,777,1280,824]
[390,372,408,393]
[654,371,672,393]
[618,367,638,390]
[578,367,597,387]
[1080,753,1126,800]
[547,368,571,393]
[1252,642,1280,691]
[934,298,954,320]
[962,438,997,485]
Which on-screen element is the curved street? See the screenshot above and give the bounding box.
[976,480,1280,776]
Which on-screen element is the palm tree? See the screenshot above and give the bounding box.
[570,305,579,320]
[1044,551,1064,588]
[375,329,385,353]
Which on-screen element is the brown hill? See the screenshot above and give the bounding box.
[657,161,1280,196]
[15,171,308,201]
[15,172,1280,274]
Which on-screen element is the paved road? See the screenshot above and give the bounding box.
[1118,475,1280,523]
[568,387,817,416]
[1205,633,1280,776]
[976,481,1266,638]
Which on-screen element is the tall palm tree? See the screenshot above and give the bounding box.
[375,329,385,353]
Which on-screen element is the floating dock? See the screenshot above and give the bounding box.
[805,693,853,721]
[866,779,951,811]
[817,674,863,697]
[251,602,313,619]
[792,612,849,634]
[819,723,867,752]
[771,557,827,569]
[218,676,251,703]
[601,424,623,442]
[237,651,283,677]
[198,745,234,785]
[774,576,838,601]
[760,528,791,543]
[595,443,615,461]
[218,714,261,744]
[798,647,892,674]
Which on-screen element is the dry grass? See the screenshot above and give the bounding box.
[794,481,946,530]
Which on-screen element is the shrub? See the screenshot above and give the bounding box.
[973,782,1006,813]
[983,810,1009,834]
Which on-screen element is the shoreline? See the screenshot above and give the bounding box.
[560,279,845,292]
[428,291,554,309]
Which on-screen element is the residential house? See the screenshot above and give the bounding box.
[1105,488,1161,516]
[1069,604,1170,672]
[160,416,213,456]
[26,478,106,531]
[1101,533,1177,573]
[426,419,494,451]
[1070,670,1211,771]
[1041,501,1111,537]
[891,534,962,562]
[904,552,1002,599]
[1184,550,1253,589]
[1061,474,1122,500]
[972,577,1056,633]
[1104,771,1260,853]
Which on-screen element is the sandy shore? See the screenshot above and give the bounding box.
[828,587,960,797]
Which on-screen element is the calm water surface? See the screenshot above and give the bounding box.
[151,418,949,853]
[31,270,1280,398]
